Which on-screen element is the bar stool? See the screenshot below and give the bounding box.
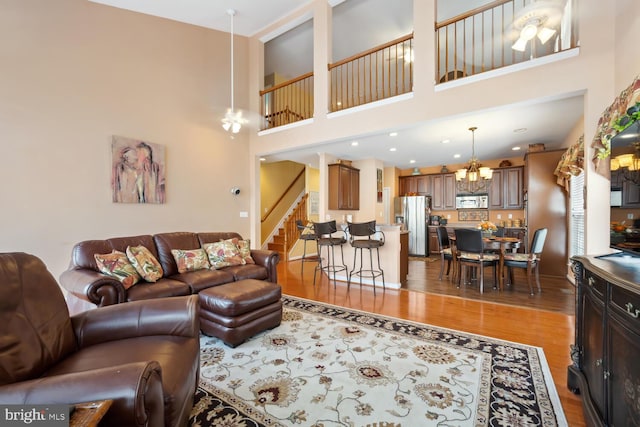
[313,220,348,288]
[347,220,385,295]
[295,219,317,275]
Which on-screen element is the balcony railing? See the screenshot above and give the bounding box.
[435,0,578,83]
[260,72,314,131]
[329,33,414,112]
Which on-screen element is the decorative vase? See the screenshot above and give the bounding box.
[481,231,493,238]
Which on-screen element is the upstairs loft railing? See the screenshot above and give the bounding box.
[260,72,314,131]
[329,33,414,112]
[435,0,579,83]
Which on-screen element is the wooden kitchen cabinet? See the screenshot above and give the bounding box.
[428,227,440,255]
[432,173,456,210]
[399,175,432,196]
[488,166,523,209]
[569,255,640,426]
[328,163,360,210]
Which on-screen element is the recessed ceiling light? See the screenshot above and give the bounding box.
[453,154,461,159]
[259,157,266,161]
[351,141,359,146]
[389,147,397,152]
[512,146,521,151]
[441,139,450,144]
[409,159,416,164]
[389,132,398,137]
[337,101,342,106]
[513,128,528,133]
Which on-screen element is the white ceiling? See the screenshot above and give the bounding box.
[88,0,583,170]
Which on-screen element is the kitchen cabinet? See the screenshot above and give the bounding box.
[610,170,640,207]
[328,163,360,210]
[399,175,432,196]
[488,167,524,209]
[569,255,640,426]
[428,227,440,255]
[432,173,456,210]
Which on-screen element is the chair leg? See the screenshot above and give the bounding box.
[376,247,385,291]
[438,254,445,280]
[527,263,534,295]
[301,239,308,276]
[479,264,484,294]
[534,263,542,293]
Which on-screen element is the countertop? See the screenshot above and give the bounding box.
[427,223,526,229]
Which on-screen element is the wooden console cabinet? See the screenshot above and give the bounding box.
[568,255,640,426]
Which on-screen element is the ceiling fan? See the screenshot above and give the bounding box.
[510,0,566,52]
[221,9,248,135]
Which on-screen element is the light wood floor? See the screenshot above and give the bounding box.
[277,257,586,427]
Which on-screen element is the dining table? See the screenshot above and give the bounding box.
[449,234,521,291]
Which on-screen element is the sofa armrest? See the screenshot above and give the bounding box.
[59,268,124,307]
[250,249,280,283]
[72,295,200,348]
[0,361,165,427]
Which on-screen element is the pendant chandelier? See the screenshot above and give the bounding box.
[455,127,493,194]
[221,9,243,134]
[611,142,640,186]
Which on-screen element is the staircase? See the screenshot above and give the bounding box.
[268,230,286,260]
[267,194,309,261]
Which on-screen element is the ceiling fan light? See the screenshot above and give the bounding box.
[537,27,556,44]
[231,122,241,133]
[521,23,538,41]
[222,120,231,131]
[512,37,528,52]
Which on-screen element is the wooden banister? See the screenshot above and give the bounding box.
[261,168,305,223]
[328,33,414,70]
[435,0,512,29]
[260,72,314,96]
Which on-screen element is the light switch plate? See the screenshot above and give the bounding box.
[239,211,248,218]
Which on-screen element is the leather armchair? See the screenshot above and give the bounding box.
[0,252,200,427]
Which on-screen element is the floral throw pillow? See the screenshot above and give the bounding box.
[230,238,255,265]
[203,240,244,269]
[171,248,211,273]
[126,245,164,282]
[94,250,141,289]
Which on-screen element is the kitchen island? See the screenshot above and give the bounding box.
[323,224,408,289]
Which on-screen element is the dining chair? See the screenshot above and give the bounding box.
[313,220,348,287]
[454,228,499,293]
[296,219,318,275]
[503,228,548,295]
[435,226,453,281]
[495,226,506,237]
[347,220,385,295]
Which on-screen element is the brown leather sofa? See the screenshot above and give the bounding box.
[0,252,200,427]
[60,231,280,314]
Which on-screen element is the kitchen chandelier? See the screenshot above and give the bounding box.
[455,127,493,194]
[611,142,640,186]
[221,9,243,134]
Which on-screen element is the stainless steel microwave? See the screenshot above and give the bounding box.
[455,194,489,209]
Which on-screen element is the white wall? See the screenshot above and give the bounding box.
[0,0,252,278]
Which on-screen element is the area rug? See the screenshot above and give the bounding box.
[189,296,567,426]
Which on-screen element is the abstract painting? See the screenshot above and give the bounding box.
[111,136,166,204]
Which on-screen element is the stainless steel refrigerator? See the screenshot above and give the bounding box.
[400,196,431,256]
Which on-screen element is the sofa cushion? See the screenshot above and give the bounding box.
[203,241,244,269]
[154,232,201,276]
[171,249,210,273]
[222,264,269,281]
[125,278,191,302]
[169,269,235,294]
[229,238,255,265]
[94,251,141,289]
[126,245,163,282]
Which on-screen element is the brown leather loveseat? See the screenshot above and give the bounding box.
[60,231,280,314]
[0,252,200,427]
